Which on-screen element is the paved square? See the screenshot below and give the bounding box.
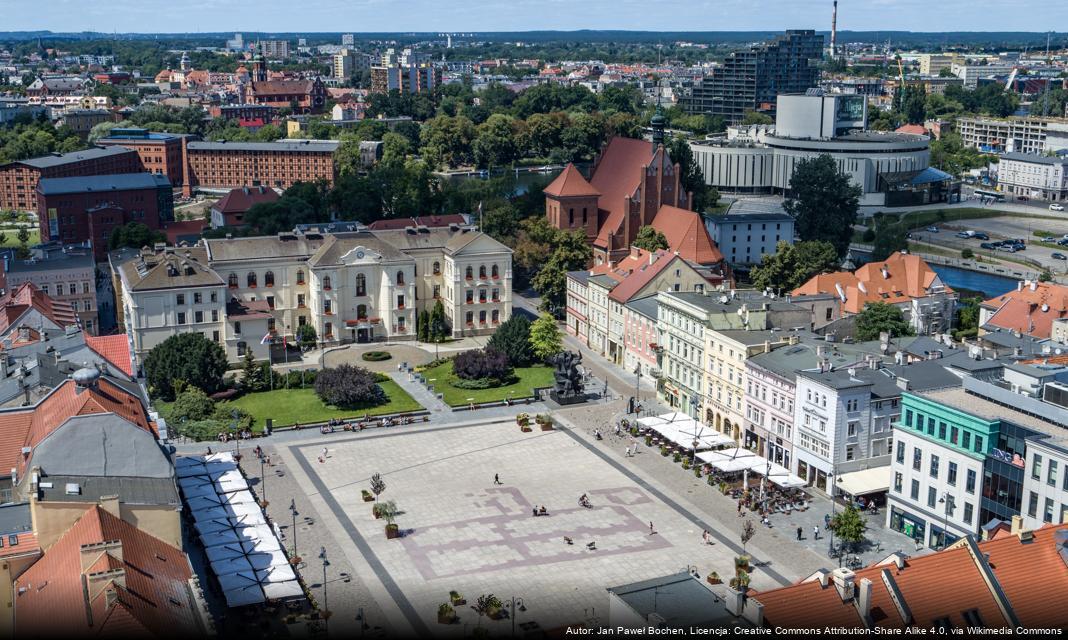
[287,421,788,635]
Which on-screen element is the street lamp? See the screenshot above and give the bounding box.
[509,596,526,637]
[829,464,842,568]
[634,365,642,416]
[938,494,954,550]
[289,499,299,564]
[319,546,331,628]
[259,455,267,507]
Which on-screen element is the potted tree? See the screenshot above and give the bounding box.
[516,412,530,428]
[437,603,456,624]
[370,472,386,503]
[380,500,400,539]
[735,555,752,574]
[536,414,553,431]
[372,502,386,519]
[485,595,504,620]
[470,594,496,631]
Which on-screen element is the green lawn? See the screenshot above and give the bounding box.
[419,361,554,407]
[0,228,39,247]
[220,382,422,429]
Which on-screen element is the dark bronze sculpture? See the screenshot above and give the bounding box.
[549,351,586,405]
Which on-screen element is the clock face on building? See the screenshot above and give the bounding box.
[356,251,365,259]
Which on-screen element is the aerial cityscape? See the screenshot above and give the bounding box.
[1,1,1068,637]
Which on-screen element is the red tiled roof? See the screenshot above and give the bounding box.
[895,124,928,136]
[0,532,40,559]
[755,524,1068,630]
[981,281,1068,340]
[163,219,208,244]
[608,250,680,303]
[590,137,655,248]
[84,333,134,377]
[0,282,77,335]
[250,79,315,95]
[15,506,202,638]
[543,163,600,198]
[792,252,951,314]
[650,205,724,266]
[212,186,279,214]
[0,378,153,477]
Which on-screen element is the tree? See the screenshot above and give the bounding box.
[740,111,773,125]
[297,323,317,349]
[240,349,265,392]
[109,221,166,250]
[169,387,216,422]
[741,520,755,554]
[954,296,982,340]
[314,365,386,408]
[16,227,30,256]
[529,313,563,362]
[452,348,513,382]
[829,505,868,551]
[370,472,386,501]
[486,314,532,367]
[855,301,916,342]
[418,309,431,342]
[472,113,518,168]
[668,134,717,211]
[784,154,862,258]
[750,240,840,294]
[471,594,501,629]
[532,229,593,312]
[870,218,909,262]
[144,333,228,401]
[429,299,449,342]
[632,225,669,252]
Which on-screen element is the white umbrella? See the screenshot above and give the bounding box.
[212,555,255,576]
[262,580,304,601]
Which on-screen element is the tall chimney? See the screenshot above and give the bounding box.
[831,1,838,57]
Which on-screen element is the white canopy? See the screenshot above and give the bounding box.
[262,580,304,601]
[698,448,759,472]
[245,549,290,571]
[835,467,890,496]
[205,543,250,563]
[760,462,807,489]
[217,572,266,607]
[212,555,256,576]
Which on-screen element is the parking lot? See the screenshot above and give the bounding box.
[908,215,1068,273]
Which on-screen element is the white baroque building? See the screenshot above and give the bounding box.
[114,226,513,369]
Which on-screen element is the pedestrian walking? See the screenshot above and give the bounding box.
[813,525,820,540]
[649,521,655,535]
[321,447,328,460]
[702,530,709,545]
[796,526,802,541]
[265,454,272,467]
[494,473,502,485]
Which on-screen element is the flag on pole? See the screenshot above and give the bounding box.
[260,331,271,345]
[477,200,483,229]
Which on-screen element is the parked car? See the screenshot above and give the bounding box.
[1052,252,1067,260]
[1017,195,1029,201]
[997,245,1018,252]
[1058,238,1068,246]
[1050,203,1065,212]
[974,232,989,240]
[980,242,997,250]
[1042,236,1057,243]
[955,231,971,238]
[926,226,939,233]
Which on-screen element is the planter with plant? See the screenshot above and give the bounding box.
[536,414,553,430]
[707,571,721,585]
[372,502,386,519]
[361,489,374,502]
[437,603,456,624]
[516,413,530,427]
[644,435,653,446]
[719,481,729,495]
[681,458,691,469]
[673,451,682,463]
[485,595,504,620]
[379,500,400,539]
[693,465,702,477]
[735,555,751,574]
[729,570,751,592]
[449,590,465,606]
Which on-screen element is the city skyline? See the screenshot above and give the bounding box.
[6,0,1067,36]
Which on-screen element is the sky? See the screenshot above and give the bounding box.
[5,0,1066,34]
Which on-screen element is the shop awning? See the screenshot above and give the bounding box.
[836,467,890,496]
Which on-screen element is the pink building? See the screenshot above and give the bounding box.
[622,294,660,379]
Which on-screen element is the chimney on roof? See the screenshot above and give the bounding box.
[1030,280,1038,292]
[1010,515,1024,535]
[831,568,856,602]
[857,577,873,622]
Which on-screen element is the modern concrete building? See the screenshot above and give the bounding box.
[951,62,1015,88]
[371,48,441,94]
[995,152,1068,202]
[955,115,1068,155]
[690,92,951,207]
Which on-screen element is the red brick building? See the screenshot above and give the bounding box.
[95,128,188,189]
[0,147,142,212]
[181,138,339,196]
[36,173,173,260]
[247,61,327,114]
[209,185,279,228]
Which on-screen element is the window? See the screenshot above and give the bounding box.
[297,293,305,307]
[41,285,48,295]
[492,309,499,324]
[465,266,473,280]
[930,455,940,479]
[974,436,984,453]
[896,441,905,464]
[234,321,242,335]
[433,261,441,275]
[355,273,365,296]
[323,275,332,291]
[397,316,406,332]
[323,300,332,314]
[479,310,486,324]
[927,486,937,508]
[911,479,920,500]
[904,409,912,427]
[465,311,473,325]
[847,422,857,437]
[1028,491,1039,518]
[894,472,903,493]
[1048,460,1059,486]
[966,469,976,494]
[479,265,487,279]
[325,321,332,337]
[211,310,218,322]
[1032,454,1043,480]
[845,446,856,461]
[963,431,971,450]
[396,270,404,286]
[247,272,257,287]
[266,295,274,309]
[194,292,202,304]
[297,269,305,284]
[479,289,487,303]
[298,316,306,327]
[491,264,499,279]
[948,462,957,486]
[433,284,441,299]
[177,312,186,325]
[950,427,959,445]
[212,330,220,342]
[194,310,203,323]
[1044,497,1055,523]
[237,341,247,356]
[913,447,922,471]
[938,422,947,440]
[83,281,90,294]
[176,294,185,305]
[68,283,76,295]
[397,295,404,309]
[491,288,499,302]
[963,502,974,525]
[466,290,473,304]
[264,271,274,287]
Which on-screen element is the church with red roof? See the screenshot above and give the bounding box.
[543,112,727,280]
